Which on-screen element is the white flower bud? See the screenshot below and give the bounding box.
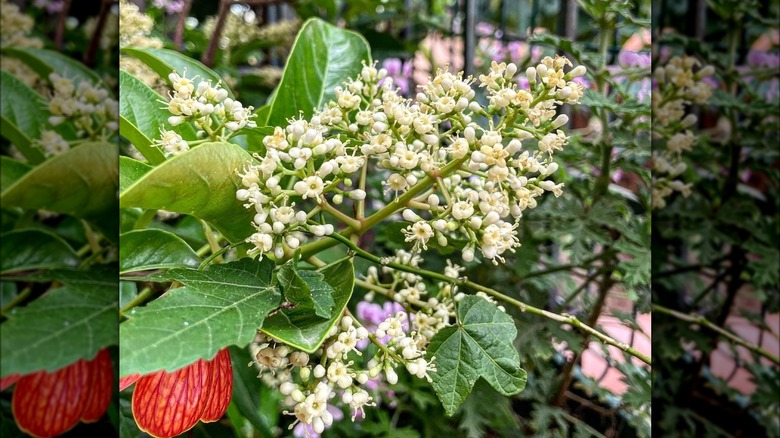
[464,126,476,143]
[280,382,296,395]
[550,114,569,129]
[313,364,326,378]
[536,64,548,78]
[505,63,518,79]
[348,189,366,200]
[332,193,344,205]
[403,209,422,222]
[681,114,698,128]
[384,366,398,385]
[569,65,586,78]
[427,194,440,209]
[462,247,475,262]
[526,67,536,84]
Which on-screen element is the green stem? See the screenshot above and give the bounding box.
[653,304,779,365]
[120,286,154,315]
[1,287,32,317]
[328,232,651,365]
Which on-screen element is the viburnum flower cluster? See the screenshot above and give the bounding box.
[33,73,119,157]
[153,71,257,156]
[0,0,44,88]
[237,56,586,264]
[119,0,164,89]
[651,55,714,209]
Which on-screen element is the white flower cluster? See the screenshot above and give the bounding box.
[119,0,164,89]
[0,0,44,88]
[153,70,256,156]
[47,73,119,140]
[249,305,441,435]
[651,56,714,209]
[238,57,585,264]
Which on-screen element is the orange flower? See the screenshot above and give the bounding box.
[122,348,233,438]
[5,349,113,438]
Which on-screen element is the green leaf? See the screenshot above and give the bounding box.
[119,156,152,193]
[119,229,200,274]
[0,156,31,192]
[278,258,335,318]
[119,141,255,243]
[266,18,371,127]
[0,229,78,274]
[262,257,354,352]
[119,70,194,165]
[0,265,118,376]
[119,258,282,376]
[121,47,234,98]
[254,105,270,126]
[227,346,278,437]
[1,142,118,239]
[229,125,274,153]
[426,295,527,416]
[0,70,47,164]
[2,47,102,85]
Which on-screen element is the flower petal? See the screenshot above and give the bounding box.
[12,360,91,438]
[119,372,141,391]
[200,348,233,422]
[81,349,114,422]
[132,359,211,438]
[0,373,21,391]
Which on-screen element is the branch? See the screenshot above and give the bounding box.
[201,0,230,67]
[84,0,114,66]
[327,231,651,365]
[54,0,73,49]
[653,304,779,365]
[173,0,193,48]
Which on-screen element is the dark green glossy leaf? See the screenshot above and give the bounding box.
[119,229,200,274]
[0,265,118,376]
[119,156,152,193]
[278,258,335,318]
[119,258,282,376]
[426,295,527,416]
[266,18,371,126]
[119,70,194,165]
[121,47,234,98]
[0,156,31,192]
[0,70,47,163]
[0,229,78,274]
[262,257,354,352]
[119,141,255,243]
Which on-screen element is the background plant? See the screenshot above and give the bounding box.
[651,0,780,435]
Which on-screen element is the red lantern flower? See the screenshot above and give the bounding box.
[4,348,113,438]
[121,348,233,438]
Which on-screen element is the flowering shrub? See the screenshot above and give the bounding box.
[116,1,654,432]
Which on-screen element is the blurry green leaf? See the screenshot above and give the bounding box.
[227,346,278,437]
[3,48,102,85]
[0,156,31,192]
[0,70,47,163]
[122,47,234,98]
[0,229,78,274]
[119,258,282,376]
[0,265,118,376]
[267,18,371,126]
[119,229,200,274]
[1,142,118,240]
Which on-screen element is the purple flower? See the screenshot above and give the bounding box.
[34,0,63,14]
[152,0,185,14]
[380,58,413,96]
[747,50,780,68]
[618,50,651,68]
[475,22,495,37]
